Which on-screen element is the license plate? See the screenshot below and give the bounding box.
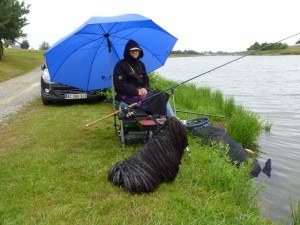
[65,93,87,99]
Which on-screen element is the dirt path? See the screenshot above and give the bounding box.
[0,67,41,123]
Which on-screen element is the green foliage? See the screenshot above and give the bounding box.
[97,88,115,101]
[39,41,50,51]
[261,121,272,132]
[247,42,288,51]
[296,39,300,45]
[148,71,177,90]
[247,42,261,50]
[172,49,202,55]
[227,106,262,148]
[20,39,29,49]
[252,45,300,55]
[289,200,300,225]
[0,0,30,59]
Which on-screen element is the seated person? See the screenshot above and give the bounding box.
[113,39,174,117]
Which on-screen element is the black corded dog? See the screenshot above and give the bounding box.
[108,117,188,193]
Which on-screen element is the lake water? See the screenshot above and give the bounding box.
[156,55,300,223]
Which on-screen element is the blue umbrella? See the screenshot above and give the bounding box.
[44,14,177,91]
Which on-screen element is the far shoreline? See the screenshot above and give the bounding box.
[171,45,300,57]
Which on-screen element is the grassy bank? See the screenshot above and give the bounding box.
[252,45,300,55]
[0,72,275,224]
[0,48,44,83]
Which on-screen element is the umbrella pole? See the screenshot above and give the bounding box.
[106,37,116,111]
[109,49,118,133]
[109,51,116,111]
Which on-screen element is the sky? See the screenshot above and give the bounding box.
[22,0,300,52]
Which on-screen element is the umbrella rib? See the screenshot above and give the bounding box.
[52,35,104,90]
[86,23,121,90]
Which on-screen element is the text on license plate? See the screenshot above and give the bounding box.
[65,93,87,99]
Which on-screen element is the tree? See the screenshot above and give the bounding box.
[20,39,29,49]
[247,42,261,51]
[0,0,30,59]
[296,39,300,45]
[39,41,50,51]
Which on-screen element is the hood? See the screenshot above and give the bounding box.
[123,39,144,61]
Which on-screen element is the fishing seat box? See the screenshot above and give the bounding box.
[117,108,165,146]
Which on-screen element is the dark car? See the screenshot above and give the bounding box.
[40,64,106,105]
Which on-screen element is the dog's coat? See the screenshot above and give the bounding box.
[108,117,188,193]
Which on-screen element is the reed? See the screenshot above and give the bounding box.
[289,200,300,225]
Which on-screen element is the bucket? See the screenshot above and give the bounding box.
[185,117,210,131]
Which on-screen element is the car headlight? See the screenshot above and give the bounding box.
[42,69,51,82]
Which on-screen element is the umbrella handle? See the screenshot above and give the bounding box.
[85,102,138,127]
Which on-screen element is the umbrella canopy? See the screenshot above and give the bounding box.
[44,14,177,91]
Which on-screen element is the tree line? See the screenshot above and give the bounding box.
[172,40,299,55]
[247,42,289,51]
[171,50,234,56]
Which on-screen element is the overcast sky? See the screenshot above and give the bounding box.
[23,0,299,52]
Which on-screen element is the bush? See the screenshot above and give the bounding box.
[20,40,30,49]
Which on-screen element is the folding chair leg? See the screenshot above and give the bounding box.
[113,115,118,135]
[120,119,125,150]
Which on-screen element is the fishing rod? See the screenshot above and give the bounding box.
[85,102,137,127]
[175,109,231,119]
[85,32,300,127]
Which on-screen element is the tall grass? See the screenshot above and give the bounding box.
[150,73,262,148]
[289,201,300,225]
[226,106,262,148]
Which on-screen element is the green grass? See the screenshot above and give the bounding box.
[0,74,274,224]
[289,201,300,225]
[252,45,300,55]
[0,48,44,82]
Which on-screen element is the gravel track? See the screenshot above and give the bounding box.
[0,67,41,123]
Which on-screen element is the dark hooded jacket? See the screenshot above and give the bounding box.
[113,39,169,115]
[113,39,149,101]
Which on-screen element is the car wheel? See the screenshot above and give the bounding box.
[41,96,52,105]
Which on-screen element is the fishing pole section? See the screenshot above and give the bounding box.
[85,102,138,127]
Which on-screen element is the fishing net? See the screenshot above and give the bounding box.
[189,124,248,165]
[186,118,271,177]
